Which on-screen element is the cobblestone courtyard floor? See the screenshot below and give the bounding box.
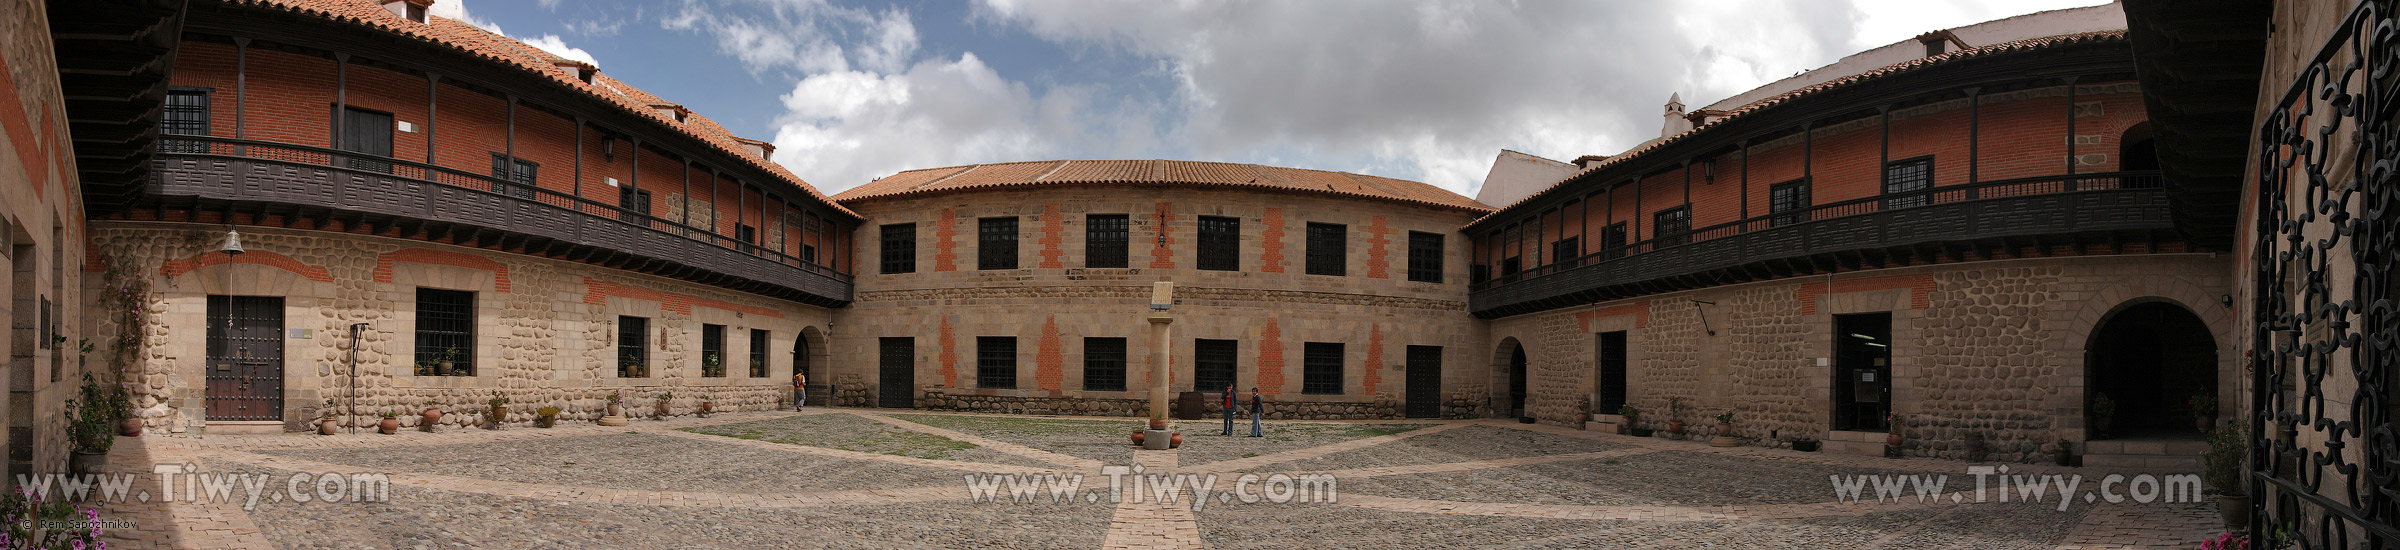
[80,409,2218,549]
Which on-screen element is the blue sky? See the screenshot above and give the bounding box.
[440,0,2115,197]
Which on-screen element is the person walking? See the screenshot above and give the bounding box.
[1221,384,1237,436]
[1248,387,1266,437]
[793,370,807,411]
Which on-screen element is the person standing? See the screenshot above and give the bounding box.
[1248,387,1266,437]
[793,370,807,411]
[1221,384,1237,436]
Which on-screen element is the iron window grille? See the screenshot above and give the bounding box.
[980,217,1018,270]
[977,336,1017,389]
[1303,342,1344,395]
[1654,207,1692,248]
[1306,222,1347,276]
[750,329,770,378]
[1195,339,1237,393]
[1083,337,1127,392]
[1086,214,1130,268]
[1882,157,1932,210]
[162,88,209,153]
[701,324,726,377]
[1407,231,1444,283]
[1769,178,1812,227]
[618,187,651,225]
[1197,216,1241,271]
[413,288,475,376]
[489,153,538,200]
[618,316,649,378]
[1550,237,1579,268]
[1600,222,1628,259]
[881,223,917,274]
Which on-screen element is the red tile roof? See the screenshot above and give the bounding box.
[1467,29,2130,228]
[219,0,859,219]
[832,160,1493,213]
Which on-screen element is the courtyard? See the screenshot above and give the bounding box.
[83,409,2215,549]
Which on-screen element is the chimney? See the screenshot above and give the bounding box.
[555,60,597,84]
[1661,93,1692,139]
[735,137,775,159]
[382,0,434,24]
[647,102,688,123]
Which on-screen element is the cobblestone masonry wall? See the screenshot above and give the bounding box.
[1912,266,2063,461]
[86,223,832,432]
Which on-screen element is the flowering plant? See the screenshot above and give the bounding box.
[608,391,623,406]
[2190,392,2219,417]
[0,486,109,550]
[1885,412,1906,434]
[2199,532,2248,550]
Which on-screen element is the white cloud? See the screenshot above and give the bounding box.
[428,0,504,35]
[522,34,600,67]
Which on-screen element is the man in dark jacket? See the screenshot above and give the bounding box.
[1248,387,1266,437]
[1222,385,1237,436]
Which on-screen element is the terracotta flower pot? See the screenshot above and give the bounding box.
[1169,432,1184,448]
[319,418,338,435]
[536,415,556,428]
[1130,430,1146,446]
[606,403,622,417]
[489,405,508,427]
[2196,416,2215,433]
[1886,432,1904,447]
[118,416,144,437]
[1668,420,1685,434]
[2219,493,2252,529]
[423,408,443,424]
[379,417,400,434]
[701,402,714,414]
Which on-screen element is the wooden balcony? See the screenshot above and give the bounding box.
[1468,171,2172,318]
[144,136,852,307]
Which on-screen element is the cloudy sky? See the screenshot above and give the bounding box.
[441,0,2113,197]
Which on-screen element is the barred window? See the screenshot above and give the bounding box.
[1083,337,1126,392]
[161,89,209,153]
[1883,157,1932,210]
[618,316,649,378]
[414,289,474,376]
[1654,207,1691,247]
[489,153,537,200]
[1195,339,1237,393]
[881,223,917,274]
[1600,222,1628,259]
[1306,223,1346,276]
[977,336,1017,389]
[749,329,770,378]
[701,324,726,377]
[1086,214,1129,268]
[1550,237,1579,266]
[1769,179,1811,227]
[1407,231,1443,283]
[1302,342,1344,395]
[980,217,1018,270]
[1197,216,1240,271]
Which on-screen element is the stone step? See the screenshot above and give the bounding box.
[2083,440,2207,456]
[1823,439,1885,457]
[204,421,287,435]
[2082,453,2202,469]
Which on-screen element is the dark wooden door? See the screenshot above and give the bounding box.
[336,107,394,174]
[1598,331,1628,413]
[878,337,914,408]
[205,295,285,421]
[1405,345,1442,418]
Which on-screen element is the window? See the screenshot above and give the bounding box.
[1600,223,1628,259]
[1303,342,1344,395]
[1769,179,1811,227]
[162,88,209,153]
[749,329,770,378]
[1406,231,1444,283]
[1305,222,1346,276]
[700,324,726,377]
[736,224,757,251]
[1086,214,1129,268]
[1083,337,1127,391]
[414,288,475,376]
[489,153,538,200]
[977,336,1017,388]
[880,223,917,274]
[979,217,1018,270]
[618,316,649,378]
[1883,157,1932,210]
[1500,256,1522,276]
[1654,207,1692,247]
[1195,339,1237,393]
[1197,216,1240,271]
[618,186,651,225]
[1550,237,1579,267]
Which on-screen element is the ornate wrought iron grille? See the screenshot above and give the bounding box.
[2251,1,2400,546]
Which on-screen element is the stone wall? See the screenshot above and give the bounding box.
[85,222,833,432]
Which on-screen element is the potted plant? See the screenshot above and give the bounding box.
[422,399,443,428]
[64,374,117,474]
[2189,392,2219,433]
[2203,422,2250,529]
[655,392,673,418]
[2054,439,2078,467]
[699,393,715,416]
[2092,393,2117,437]
[434,348,460,376]
[415,361,434,377]
[1885,412,1906,448]
[486,392,510,428]
[319,397,339,435]
[536,406,560,428]
[606,390,624,417]
[1710,411,1737,447]
[1616,405,1640,436]
[1964,430,1989,462]
[378,410,401,434]
[703,353,724,378]
[1667,397,1689,437]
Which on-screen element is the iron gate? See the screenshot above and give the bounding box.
[2251,0,2400,545]
[205,295,284,421]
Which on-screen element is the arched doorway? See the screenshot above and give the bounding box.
[795,326,828,407]
[2086,301,2216,439]
[1493,338,1527,419]
[2121,123,2158,172]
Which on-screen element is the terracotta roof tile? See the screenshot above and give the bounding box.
[221,0,857,219]
[834,160,1492,214]
[1468,29,2129,228]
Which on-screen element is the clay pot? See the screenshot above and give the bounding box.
[536,415,556,428]
[378,417,400,434]
[1148,418,1169,430]
[319,418,338,435]
[1886,432,1904,447]
[423,408,443,425]
[489,405,508,427]
[606,403,623,417]
[68,452,106,475]
[2219,494,2252,529]
[118,416,144,437]
[2196,416,2215,433]
[1130,430,1146,446]
[1668,420,1686,434]
[701,402,714,415]
[1169,432,1184,448]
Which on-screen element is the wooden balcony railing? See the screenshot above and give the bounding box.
[1468,170,2170,317]
[148,136,852,305]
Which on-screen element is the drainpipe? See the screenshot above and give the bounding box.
[348,323,367,434]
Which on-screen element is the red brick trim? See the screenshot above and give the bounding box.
[373,248,512,293]
[159,250,334,282]
[0,50,51,200]
[1148,202,1177,269]
[1798,273,1936,315]
[1577,301,1652,332]
[579,277,784,318]
[1259,208,1285,273]
[1257,318,1284,396]
[1036,315,1063,392]
[1365,216,1391,279]
[1037,203,1065,269]
[934,208,959,272]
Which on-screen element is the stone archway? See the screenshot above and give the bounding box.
[2086,300,2217,440]
[1492,338,1527,419]
[796,326,829,406]
[2120,122,2158,172]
